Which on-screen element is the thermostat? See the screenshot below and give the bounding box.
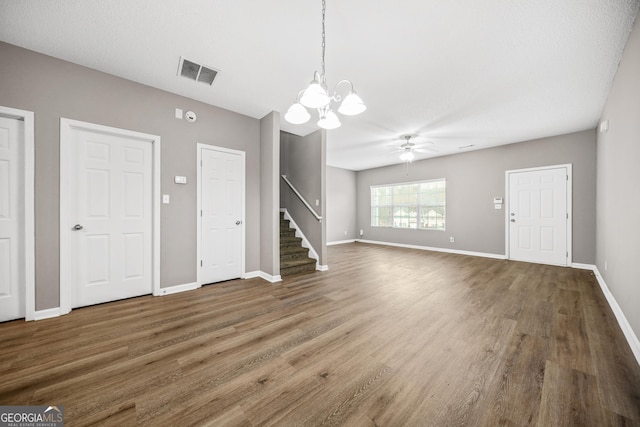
[185,111,197,122]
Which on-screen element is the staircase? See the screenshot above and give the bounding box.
[280,212,316,277]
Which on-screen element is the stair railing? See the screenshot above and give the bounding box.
[281,175,322,223]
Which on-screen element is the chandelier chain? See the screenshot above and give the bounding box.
[321,0,326,80]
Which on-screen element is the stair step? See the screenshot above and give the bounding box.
[280,244,308,254]
[280,236,302,247]
[280,258,316,277]
[280,229,296,238]
[280,235,301,241]
[281,258,316,268]
[281,251,310,262]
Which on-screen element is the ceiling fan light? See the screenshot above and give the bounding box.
[300,80,330,109]
[318,109,341,130]
[400,151,415,162]
[284,103,311,124]
[338,92,366,116]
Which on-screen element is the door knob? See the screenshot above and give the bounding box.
[510,219,515,223]
[73,224,84,230]
[236,220,242,225]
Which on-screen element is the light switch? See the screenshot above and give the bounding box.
[175,108,183,119]
[163,195,170,204]
[174,176,187,184]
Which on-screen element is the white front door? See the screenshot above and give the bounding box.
[63,124,154,308]
[507,166,570,266]
[0,116,25,321]
[199,145,244,284]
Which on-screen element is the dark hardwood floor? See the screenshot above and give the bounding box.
[1,243,639,426]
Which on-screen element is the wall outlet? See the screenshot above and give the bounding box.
[315,199,319,206]
[450,236,455,243]
[162,194,170,204]
[359,229,364,237]
[604,260,608,271]
[344,230,348,236]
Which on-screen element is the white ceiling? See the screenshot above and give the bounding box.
[1,0,638,170]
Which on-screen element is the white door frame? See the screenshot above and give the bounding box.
[505,163,572,265]
[0,106,35,321]
[60,118,161,315]
[196,143,246,286]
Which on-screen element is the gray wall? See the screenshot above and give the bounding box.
[326,166,357,243]
[280,131,327,264]
[0,42,262,310]
[259,112,280,277]
[596,14,640,341]
[356,130,596,263]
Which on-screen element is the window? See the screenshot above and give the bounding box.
[371,179,446,230]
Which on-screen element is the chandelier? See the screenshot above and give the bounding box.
[284,0,366,130]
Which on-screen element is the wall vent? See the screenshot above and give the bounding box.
[178,57,219,86]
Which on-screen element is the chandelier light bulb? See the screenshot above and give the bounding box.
[300,78,330,109]
[284,103,311,124]
[317,109,341,130]
[337,92,367,116]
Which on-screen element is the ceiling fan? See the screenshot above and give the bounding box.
[392,135,437,162]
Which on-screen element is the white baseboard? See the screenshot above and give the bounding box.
[571,262,594,270]
[33,307,61,321]
[356,239,507,260]
[327,239,356,246]
[243,271,281,283]
[593,267,640,367]
[157,282,200,296]
[317,265,329,271]
[243,271,261,279]
[261,272,282,283]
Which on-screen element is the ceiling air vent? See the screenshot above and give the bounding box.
[178,57,219,86]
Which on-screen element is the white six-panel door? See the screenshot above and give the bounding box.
[0,116,25,321]
[199,145,244,285]
[507,166,570,266]
[61,120,157,309]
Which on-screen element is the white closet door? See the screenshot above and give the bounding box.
[200,147,243,284]
[0,116,25,321]
[69,128,153,307]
